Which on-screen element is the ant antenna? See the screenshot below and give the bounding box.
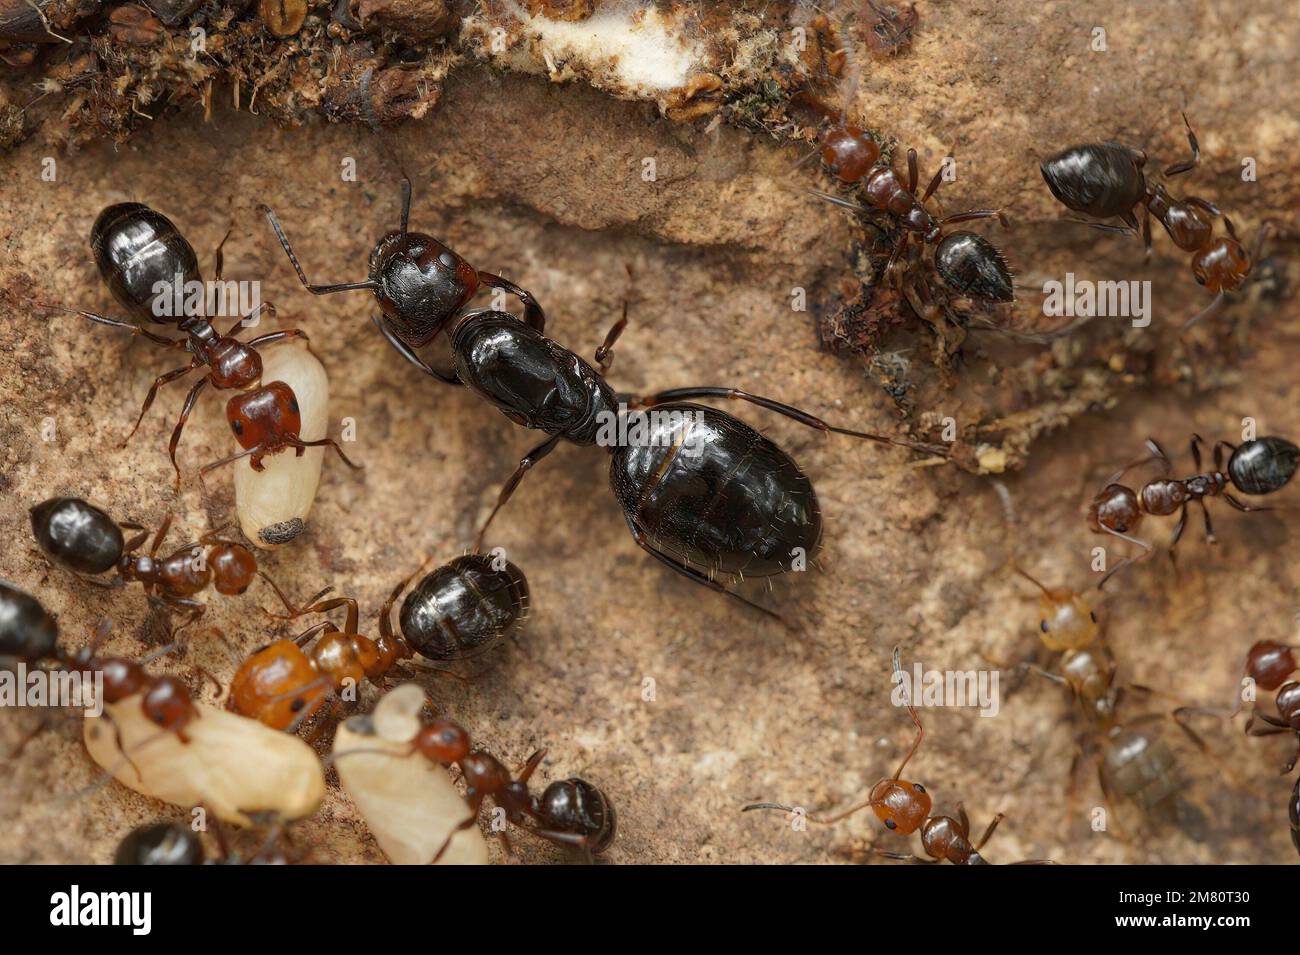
[889,645,924,781]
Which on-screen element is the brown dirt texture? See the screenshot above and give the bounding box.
[0,0,1298,864]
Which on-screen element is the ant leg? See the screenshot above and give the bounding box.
[122,360,200,446]
[166,377,211,489]
[595,301,629,374]
[1163,112,1200,177]
[1101,523,1154,555]
[921,156,947,204]
[122,527,150,553]
[276,595,360,634]
[475,433,563,552]
[244,327,312,353]
[1184,196,1221,219]
[379,556,435,642]
[198,446,257,482]
[1144,437,1173,475]
[260,205,379,295]
[477,271,547,334]
[367,313,463,386]
[223,302,276,338]
[212,228,232,282]
[1169,504,1188,549]
[1141,203,1152,258]
[1189,433,1205,470]
[517,748,547,784]
[149,513,174,557]
[399,176,412,236]
[287,435,364,470]
[623,514,792,630]
[1197,499,1216,543]
[905,148,918,193]
[1213,441,1235,471]
[974,812,1006,851]
[940,210,1008,228]
[1224,493,1271,513]
[31,302,188,349]
[875,849,937,864]
[626,386,948,457]
[430,792,487,864]
[1181,291,1225,331]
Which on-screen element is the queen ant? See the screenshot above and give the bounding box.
[30,496,296,635]
[33,203,352,486]
[262,183,945,622]
[1087,434,1299,557]
[1040,115,1274,328]
[744,648,1048,864]
[227,552,529,731]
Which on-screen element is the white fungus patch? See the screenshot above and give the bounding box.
[482,1,706,99]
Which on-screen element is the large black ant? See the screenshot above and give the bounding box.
[1087,434,1299,556]
[1040,115,1273,327]
[34,203,352,486]
[30,496,295,634]
[261,180,545,383]
[744,649,1049,864]
[263,181,946,622]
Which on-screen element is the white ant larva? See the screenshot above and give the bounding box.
[230,342,331,548]
[83,692,326,825]
[332,684,489,865]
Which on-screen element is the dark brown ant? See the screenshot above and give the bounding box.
[744,649,1049,864]
[405,715,616,863]
[0,579,60,663]
[1040,115,1273,327]
[261,179,545,384]
[33,203,329,486]
[30,496,294,634]
[227,553,529,731]
[1087,434,1299,556]
[1234,639,1300,857]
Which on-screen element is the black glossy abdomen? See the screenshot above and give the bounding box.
[91,203,199,324]
[30,497,124,574]
[610,403,821,578]
[934,232,1014,302]
[398,554,530,661]
[1039,143,1146,218]
[1227,436,1300,495]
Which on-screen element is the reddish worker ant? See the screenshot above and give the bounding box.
[34,203,352,485]
[1239,639,1300,856]
[1087,434,1299,556]
[744,648,1048,864]
[1040,115,1273,327]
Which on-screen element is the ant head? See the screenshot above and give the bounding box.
[370,231,480,348]
[820,125,880,182]
[1245,640,1298,692]
[226,381,301,452]
[1087,483,1142,534]
[141,676,197,732]
[869,777,931,834]
[1014,567,1099,652]
[97,656,148,703]
[414,718,470,764]
[1192,235,1251,293]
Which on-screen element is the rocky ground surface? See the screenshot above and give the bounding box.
[0,0,1297,864]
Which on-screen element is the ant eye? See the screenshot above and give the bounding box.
[438,252,457,269]
[1090,611,1098,622]
[289,397,299,413]
[913,783,926,793]
[1040,621,1049,632]
[231,419,244,434]
[884,819,897,830]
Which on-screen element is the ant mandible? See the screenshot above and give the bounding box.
[1087,434,1299,557]
[1040,115,1273,327]
[34,203,341,486]
[744,648,1046,864]
[261,178,545,384]
[30,496,295,635]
